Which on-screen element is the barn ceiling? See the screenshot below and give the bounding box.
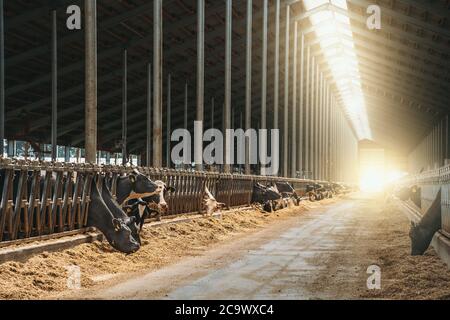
[2,0,450,157]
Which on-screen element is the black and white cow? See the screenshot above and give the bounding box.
[87,179,140,254]
[125,180,176,231]
[100,178,141,245]
[305,183,324,201]
[114,169,162,206]
[409,189,441,256]
[272,182,301,206]
[251,183,283,212]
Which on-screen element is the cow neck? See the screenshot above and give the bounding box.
[87,180,120,246]
[116,177,133,206]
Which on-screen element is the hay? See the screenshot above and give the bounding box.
[360,202,450,300]
[0,204,309,300]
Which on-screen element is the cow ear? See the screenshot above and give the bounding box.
[112,218,122,232]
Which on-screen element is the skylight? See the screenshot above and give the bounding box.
[304,0,371,140]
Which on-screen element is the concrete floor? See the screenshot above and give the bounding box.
[80,194,405,300]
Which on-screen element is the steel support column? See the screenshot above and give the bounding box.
[211,97,215,129]
[85,0,97,164]
[314,64,319,179]
[184,82,188,130]
[310,57,315,179]
[167,74,171,168]
[51,10,58,162]
[273,0,280,131]
[304,47,310,177]
[319,73,323,180]
[297,32,304,178]
[146,63,152,167]
[283,5,290,177]
[122,49,127,165]
[195,0,205,171]
[291,21,297,178]
[224,0,232,173]
[153,0,163,167]
[245,0,252,175]
[260,0,268,176]
[0,0,4,156]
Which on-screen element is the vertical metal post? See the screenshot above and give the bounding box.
[260,0,268,175]
[224,0,232,173]
[122,49,127,165]
[283,5,290,177]
[65,146,71,163]
[85,0,97,164]
[326,84,330,180]
[153,0,163,167]
[273,0,280,131]
[184,82,188,130]
[245,0,252,175]
[51,10,58,162]
[318,73,322,179]
[211,97,215,129]
[291,21,297,178]
[446,115,449,162]
[314,64,319,179]
[167,74,171,168]
[0,0,3,157]
[304,47,310,178]
[297,32,304,178]
[196,0,205,171]
[146,63,152,167]
[310,56,315,179]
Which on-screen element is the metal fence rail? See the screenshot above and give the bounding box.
[0,158,321,243]
[400,164,450,237]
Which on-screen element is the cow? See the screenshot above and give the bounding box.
[202,186,226,216]
[395,185,421,208]
[251,183,283,212]
[409,189,441,256]
[100,177,141,245]
[306,183,325,201]
[86,178,140,254]
[124,180,176,232]
[114,169,162,206]
[271,182,301,206]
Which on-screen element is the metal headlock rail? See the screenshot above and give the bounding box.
[399,165,450,238]
[0,158,321,244]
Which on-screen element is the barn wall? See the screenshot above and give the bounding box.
[408,115,449,174]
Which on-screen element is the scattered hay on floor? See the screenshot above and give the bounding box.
[0,203,311,300]
[360,202,450,300]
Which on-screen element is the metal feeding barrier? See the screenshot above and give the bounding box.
[399,165,450,238]
[0,158,322,244]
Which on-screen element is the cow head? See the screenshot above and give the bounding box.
[409,221,429,256]
[203,187,226,216]
[110,217,141,254]
[128,169,162,200]
[149,180,176,214]
[265,184,283,201]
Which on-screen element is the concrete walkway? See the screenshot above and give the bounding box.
[81,194,407,300]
